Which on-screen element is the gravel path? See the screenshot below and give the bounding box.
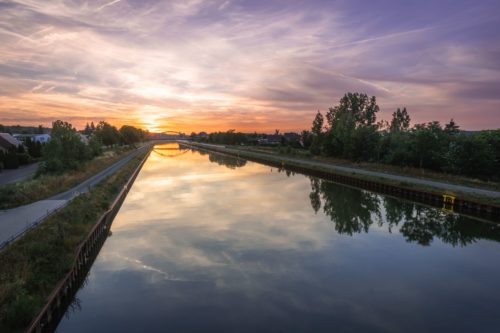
[0,146,149,249]
[196,143,500,199]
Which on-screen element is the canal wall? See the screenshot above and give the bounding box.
[25,149,151,333]
[185,142,500,221]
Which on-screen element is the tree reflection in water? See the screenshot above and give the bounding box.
[309,177,500,246]
[207,152,247,169]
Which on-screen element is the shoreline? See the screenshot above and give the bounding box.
[0,147,151,333]
[183,142,500,221]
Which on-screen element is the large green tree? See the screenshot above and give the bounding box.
[41,120,89,173]
[94,121,120,146]
[322,93,380,160]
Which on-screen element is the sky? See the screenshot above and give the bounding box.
[0,0,499,133]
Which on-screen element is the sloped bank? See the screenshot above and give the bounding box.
[184,142,500,221]
[0,148,151,333]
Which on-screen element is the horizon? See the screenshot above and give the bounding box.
[1,1,499,132]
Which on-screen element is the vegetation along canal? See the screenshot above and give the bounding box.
[55,143,500,333]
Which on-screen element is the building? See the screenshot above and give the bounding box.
[12,133,50,144]
[0,133,22,153]
[283,132,301,142]
[79,134,89,144]
[257,134,282,145]
[33,134,51,143]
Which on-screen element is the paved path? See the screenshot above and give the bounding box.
[0,146,149,249]
[191,143,500,199]
[0,162,39,185]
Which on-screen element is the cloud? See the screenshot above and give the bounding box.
[0,0,499,131]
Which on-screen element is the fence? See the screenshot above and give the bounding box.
[0,205,65,251]
[25,149,151,333]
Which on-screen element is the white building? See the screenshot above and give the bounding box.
[32,134,51,143]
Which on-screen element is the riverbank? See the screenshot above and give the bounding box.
[0,145,140,210]
[0,148,149,332]
[241,145,500,192]
[185,142,500,219]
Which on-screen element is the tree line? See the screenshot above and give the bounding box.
[40,120,147,173]
[0,120,147,173]
[193,93,499,181]
[302,92,500,181]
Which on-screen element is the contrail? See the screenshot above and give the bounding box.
[96,0,122,12]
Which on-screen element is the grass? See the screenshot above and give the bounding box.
[0,145,136,210]
[0,150,148,332]
[236,145,500,192]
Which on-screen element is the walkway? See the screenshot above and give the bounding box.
[191,143,500,199]
[0,162,39,185]
[0,145,149,249]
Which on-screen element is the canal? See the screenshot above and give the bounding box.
[56,143,500,332]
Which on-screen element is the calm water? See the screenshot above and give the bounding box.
[57,143,500,333]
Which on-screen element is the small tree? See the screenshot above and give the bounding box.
[311,111,324,136]
[390,107,410,132]
[444,119,460,135]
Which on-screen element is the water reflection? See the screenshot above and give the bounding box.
[207,152,247,169]
[56,143,500,333]
[309,177,500,246]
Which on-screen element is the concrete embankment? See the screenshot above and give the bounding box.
[184,142,500,221]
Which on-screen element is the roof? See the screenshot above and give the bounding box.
[0,133,21,147]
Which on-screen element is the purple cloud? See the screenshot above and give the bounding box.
[0,0,499,131]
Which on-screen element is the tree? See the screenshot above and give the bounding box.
[25,138,43,158]
[2,147,20,169]
[41,120,90,173]
[409,121,445,170]
[444,119,460,135]
[321,93,381,159]
[325,93,379,129]
[94,121,120,146]
[445,134,495,179]
[311,111,324,135]
[83,123,92,135]
[119,125,142,145]
[390,107,410,132]
[301,130,313,149]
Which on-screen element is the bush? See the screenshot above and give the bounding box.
[3,152,19,169]
[2,294,38,329]
[17,153,32,165]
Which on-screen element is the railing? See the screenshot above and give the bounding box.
[0,205,65,251]
[25,148,151,333]
[1,146,149,252]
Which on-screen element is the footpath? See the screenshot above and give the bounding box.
[0,145,149,249]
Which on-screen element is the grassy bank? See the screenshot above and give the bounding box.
[0,150,148,332]
[0,145,136,210]
[190,143,500,207]
[238,145,500,192]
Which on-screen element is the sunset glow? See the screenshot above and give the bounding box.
[1,0,499,132]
